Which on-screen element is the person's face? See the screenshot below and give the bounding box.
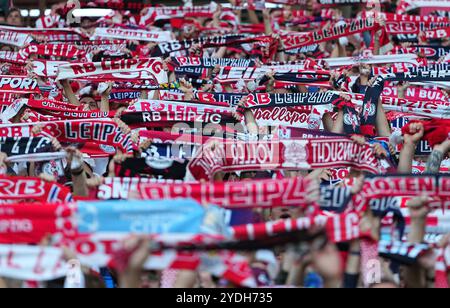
[81,19,95,30]
[81,97,98,110]
[7,11,22,26]
[270,207,304,220]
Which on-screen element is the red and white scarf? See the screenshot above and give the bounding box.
[0,29,32,47]
[0,76,39,94]
[382,86,447,102]
[230,211,361,243]
[0,176,72,203]
[92,177,182,200]
[56,58,167,84]
[187,138,387,181]
[18,44,86,61]
[139,177,311,209]
[94,28,172,42]
[36,119,135,154]
[282,19,378,51]
[32,60,70,78]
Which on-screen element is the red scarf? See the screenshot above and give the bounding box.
[230,211,361,243]
[382,86,447,102]
[56,58,166,83]
[0,76,39,94]
[37,119,135,154]
[0,203,74,244]
[282,19,378,50]
[18,44,86,60]
[92,177,181,200]
[402,119,450,147]
[139,177,311,209]
[0,176,72,204]
[187,138,386,181]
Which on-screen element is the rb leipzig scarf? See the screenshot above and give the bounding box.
[187,138,387,181]
[325,54,418,68]
[215,67,331,84]
[126,99,234,114]
[230,211,361,243]
[195,92,247,107]
[382,86,448,102]
[0,51,25,64]
[153,34,271,56]
[73,40,127,54]
[244,92,341,109]
[0,30,32,47]
[282,19,378,51]
[144,141,200,162]
[170,57,258,68]
[18,44,86,60]
[79,0,147,11]
[0,137,53,156]
[25,99,103,121]
[384,20,450,35]
[25,98,79,112]
[94,28,172,43]
[0,124,32,138]
[56,58,167,84]
[36,119,135,154]
[391,45,450,60]
[139,177,312,209]
[352,175,450,212]
[33,60,70,78]
[0,176,72,203]
[121,100,237,127]
[384,64,450,82]
[109,90,141,102]
[120,110,236,128]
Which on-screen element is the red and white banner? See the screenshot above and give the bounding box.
[18,44,86,60]
[0,176,72,203]
[56,58,167,84]
[0,203,74,244]
[0,51,25,64]
[93,177,182,200]
[282,19,378,50]
[126,100,234,116]
[139,177,311,209]
[94,28,172,42]
[230,211,361,243]
[187,138,386,181]
[33,60,69,78]
[0,245,67,281]
[382,86,447,102]
[36,119,135,154]
[325,54,418,68]
[0,76,39,94]
[0,30,32,47]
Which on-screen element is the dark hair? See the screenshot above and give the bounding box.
[6,7,21,18]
